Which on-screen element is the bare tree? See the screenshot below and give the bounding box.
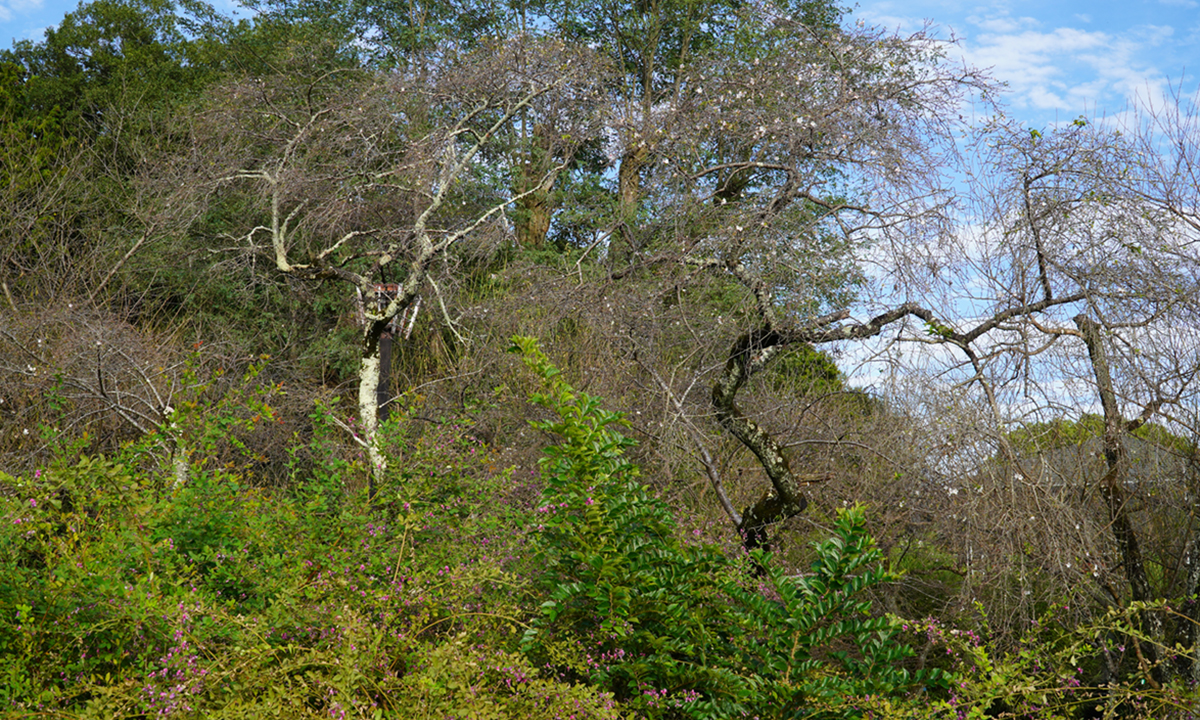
[865,103,1200,674]
[1,306,199,484]
[181,37,608,490]
[575,16,994,548]
[579,15,1200,683]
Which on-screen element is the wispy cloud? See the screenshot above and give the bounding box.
[858,1,1192,126]
[968,26,1175,116]
[967,14,1040,34]
[2,0,45,15]
[1,0,47,37]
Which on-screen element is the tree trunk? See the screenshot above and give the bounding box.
[1074,314,1164,681]
[377,332,392,424]
[610,144,648,266]
[712,327,809,553]
[514,180,555,248]
[707,305,925,554]
[359,320,389,499]
[169,420,189,488]
[1182,523,1200,682]
[513,124,559,248]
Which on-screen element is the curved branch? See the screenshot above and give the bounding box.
[712,304,926,550]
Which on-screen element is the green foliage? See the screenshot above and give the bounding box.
[1,0,217,137]
[512,335,734,714]
[1007,413,1197,456]
[171,355,284,472]
[9,338,1199,718]
[0,61,71,190]
[723,514,938,718]
[765,343,845,396]
[911,602,1200,719]
[510,335,931,718]
[1006,414,1106,453]
[923,319,955,340]
[0,455,184,708]
[388,638,622,719]
[0,358,607,717]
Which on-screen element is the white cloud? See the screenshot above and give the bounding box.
[940,24,1180,117]
[961,28,1105,109]
[967,14,1039,34]
[1,0,48,42]
[2,0,44,15]
[857,1,1195,129]
[865,12,924,32]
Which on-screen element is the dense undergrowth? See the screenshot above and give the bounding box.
[1,340,1196,718]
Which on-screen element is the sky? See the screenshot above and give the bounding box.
[857,0,1200,128]
[3,0,1198,126]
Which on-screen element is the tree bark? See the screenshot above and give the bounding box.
[513,124,559,248]
[610,144,648,265]
[359,319,390,497]
[1183,517,1200,683]
[514,184,555,248]
[1074,313,1164,680]
[712,329,809,551]
[709,305,927,552]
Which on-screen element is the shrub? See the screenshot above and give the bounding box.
[511,335,936,719]
[0,361,551,717]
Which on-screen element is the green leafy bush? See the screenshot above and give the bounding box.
[0,359,583,717]
[20,338,1194,720]
[910,602,1200,720]
[510,335,935,719]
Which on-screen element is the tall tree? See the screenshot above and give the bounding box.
[570,12,992,547]
[859,107,1200,677]
[177,36,609,488]
[0,0,239,308]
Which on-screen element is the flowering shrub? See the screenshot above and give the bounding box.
[6,344,1196,718]
[0,361,615,718]
[906,603,1200,719]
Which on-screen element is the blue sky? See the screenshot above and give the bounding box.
[859,0,1200,127]
[3,0,1197,126]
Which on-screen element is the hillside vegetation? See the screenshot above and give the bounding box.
[4,0,1200,717]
